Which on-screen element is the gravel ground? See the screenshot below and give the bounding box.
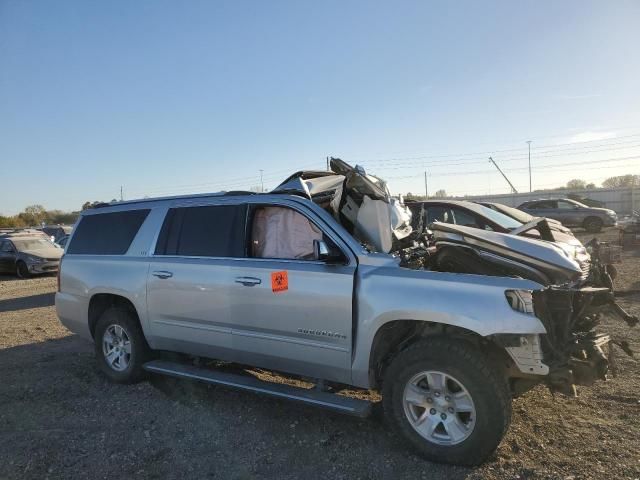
[0,227,638,480]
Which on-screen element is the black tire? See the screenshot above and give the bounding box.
[583,217,603,233]
[94,307,151,384]
[15,261,30,279]
[382,337,511,466]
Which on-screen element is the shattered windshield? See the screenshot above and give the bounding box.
[472,204,523,230]
[12,238,56,251]
[489,203,534,224]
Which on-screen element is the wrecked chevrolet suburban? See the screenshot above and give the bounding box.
[56,158,636,466]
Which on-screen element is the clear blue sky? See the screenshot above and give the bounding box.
[2,0,639,214]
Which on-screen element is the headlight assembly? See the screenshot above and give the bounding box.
[505,290,535,314]
[25,255,45,264]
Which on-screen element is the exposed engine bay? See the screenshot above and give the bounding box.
[274,158,638,394]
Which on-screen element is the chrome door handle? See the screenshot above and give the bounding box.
[152,270,173,279]
[235,276,261,286]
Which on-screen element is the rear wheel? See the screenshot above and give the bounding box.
[583,217,603,233]
[94,307,151,383]
[16,261,30,279]
[382,337,511,466]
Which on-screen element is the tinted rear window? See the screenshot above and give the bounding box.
[67,210,150,255]
[155,204,246,257]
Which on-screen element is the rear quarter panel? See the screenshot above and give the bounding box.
[56,256,150,340]
[56,206,166,342]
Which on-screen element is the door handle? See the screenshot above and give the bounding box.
[235,276,261,287]
[152,270,173,279]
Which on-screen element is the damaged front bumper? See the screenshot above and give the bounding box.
[532,286,637,395]
[28,260,60,275]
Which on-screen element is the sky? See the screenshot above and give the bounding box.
[1,0,640,215]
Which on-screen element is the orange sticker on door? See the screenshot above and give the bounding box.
[271,271,288,293]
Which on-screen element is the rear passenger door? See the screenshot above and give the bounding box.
[146,202,247,359]
[227,201,356,384]
[528,200,557,220]
[555,200,581,226]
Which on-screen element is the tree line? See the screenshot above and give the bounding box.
[405,173,638,200]
[0,200,115,228]
[2,174,638,226]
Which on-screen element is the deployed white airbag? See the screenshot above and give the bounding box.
[252,207,323,259]
[354,196,394,253]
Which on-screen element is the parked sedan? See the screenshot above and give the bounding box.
[0,235,63,278]
[517,198,617,233]
[407,199,591,277]
[56,234,70,248]
[41,225,73,243]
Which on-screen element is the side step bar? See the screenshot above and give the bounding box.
[143,359,372,418]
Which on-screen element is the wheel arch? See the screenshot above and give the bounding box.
[88,293,141,339]
[367,319,511,390]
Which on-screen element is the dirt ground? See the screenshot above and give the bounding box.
[0,228,638,480]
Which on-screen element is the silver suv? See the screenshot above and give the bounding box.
[56,162,630,466]
[518,198,617,233]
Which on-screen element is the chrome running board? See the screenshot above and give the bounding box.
[143,359,372,418]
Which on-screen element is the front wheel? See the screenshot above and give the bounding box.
[382,337,511,466]
[16,261,30,279]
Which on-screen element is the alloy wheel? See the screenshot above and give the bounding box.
[402,370,476,445]
[102,324,132,372]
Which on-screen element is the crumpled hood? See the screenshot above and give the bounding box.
[21,247,63,260]
[431,222,583,284]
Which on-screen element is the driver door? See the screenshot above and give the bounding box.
[228,202,356,384]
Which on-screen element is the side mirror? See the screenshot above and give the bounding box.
[573,205,580,210]
[313,239,342,263]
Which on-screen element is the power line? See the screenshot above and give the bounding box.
[362,139,640,170]
[355,132,640,165]
[123,131,640,199]
[383,154,640,180]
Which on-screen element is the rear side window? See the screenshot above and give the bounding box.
[67,210,150,255]
[155,204,246,257]
[530,200,556,209]
[425,206,452,224]
[450,208,481,228]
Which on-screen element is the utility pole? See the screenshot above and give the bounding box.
[424,171,428,199]
[259,170,264,193]
[326,156,330,171]
[489,157,518,193]
[120,186,123,201]
[527,140,532,192]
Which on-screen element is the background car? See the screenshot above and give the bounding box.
[0,233,63,278]
[56,234,70,248]
[407,199,591,277]
[41,225,73,243]
[517,198,617,233]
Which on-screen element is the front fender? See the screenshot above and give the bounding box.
[351,265,546,388]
